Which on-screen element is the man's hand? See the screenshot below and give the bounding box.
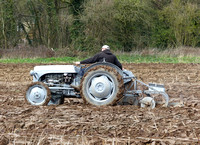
[74,61,80,65]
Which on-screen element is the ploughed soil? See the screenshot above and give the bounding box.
[0,63,200,144]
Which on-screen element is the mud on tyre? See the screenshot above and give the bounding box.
[25,82,51,106]
[80,65,124,106]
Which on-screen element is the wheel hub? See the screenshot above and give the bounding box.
[34,91,41,99]
[89,75,113,99]
[95,82,104,92]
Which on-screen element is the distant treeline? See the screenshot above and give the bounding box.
[0,0,200,52]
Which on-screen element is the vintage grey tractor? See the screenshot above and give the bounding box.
[25,62,169,108]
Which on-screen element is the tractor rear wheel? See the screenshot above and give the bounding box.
[80,65,124,106]
[25,82,51,106]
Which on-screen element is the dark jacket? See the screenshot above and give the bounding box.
[80,49,122,69]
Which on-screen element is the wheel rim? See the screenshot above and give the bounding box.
[140,97,156,109]
[86,73,115,103]
[26,84,48,105]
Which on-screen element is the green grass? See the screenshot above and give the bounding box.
[0,55,199,63]
[0,57,78,63]
[118,55,200,63]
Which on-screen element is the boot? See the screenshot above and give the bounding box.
[70,75,81,91]
[70,84,80,91]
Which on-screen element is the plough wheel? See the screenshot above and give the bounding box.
[80,65,124,106]
[140,97,156,109]
[25,82,51,106]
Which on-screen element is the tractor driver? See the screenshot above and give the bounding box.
[71,45,122,91]
[75,45,122,69]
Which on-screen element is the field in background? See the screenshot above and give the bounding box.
[0,47,200,63]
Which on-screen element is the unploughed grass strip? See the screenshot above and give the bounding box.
[0,55,199,63]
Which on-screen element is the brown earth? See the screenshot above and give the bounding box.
[0,63,200,144]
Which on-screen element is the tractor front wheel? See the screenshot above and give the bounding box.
[25,82,51,106]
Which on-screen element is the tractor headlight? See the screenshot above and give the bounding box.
[30,70,36,76]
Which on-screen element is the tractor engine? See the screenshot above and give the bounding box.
[40,73,79,98]
[41,73,76,86]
